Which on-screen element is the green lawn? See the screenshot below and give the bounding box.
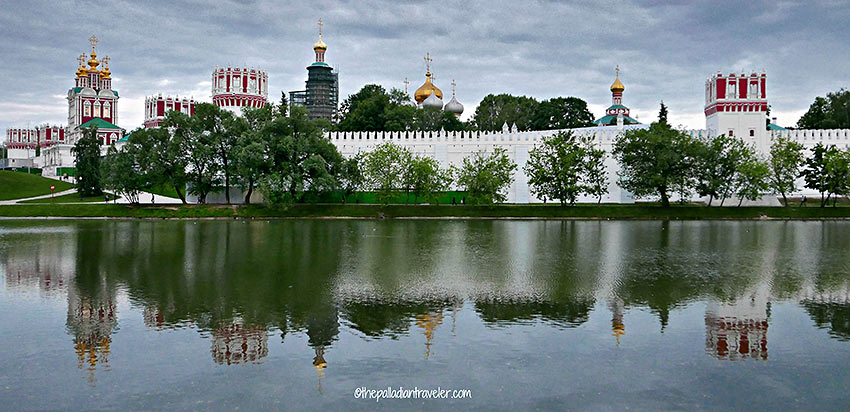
[3,203,850,219]
[19,192,119,204]
[0,171,75,201]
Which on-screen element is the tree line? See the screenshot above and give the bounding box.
[78,102,847,207]
[89,102,519,205]
[333,84,596,132]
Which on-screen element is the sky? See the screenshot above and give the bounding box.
[1,0,848,134]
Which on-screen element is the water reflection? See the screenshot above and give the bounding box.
[2,220,850,387]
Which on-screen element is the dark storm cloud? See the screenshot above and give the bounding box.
[1,0,848,132]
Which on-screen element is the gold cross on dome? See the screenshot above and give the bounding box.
[615,65,620,76]
[89,35,98,51]
[78,54,86,66]
[102,56,110,66]
[403,77,409,93]
[424,52,432,73]
[318,18,323,36]
[451,79,456,95]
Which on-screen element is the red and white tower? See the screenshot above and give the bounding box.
[211,66,268,114]
[705,71,768,151]
[144,95,196,128]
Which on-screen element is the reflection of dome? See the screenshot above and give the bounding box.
[414,73,443,104]
[422,91,443,109]
[444,96,463,116]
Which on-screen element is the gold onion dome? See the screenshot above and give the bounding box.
[610,74,625,93]
[100,67,111,79]
[414,72,443,104]
[313,35,327,52]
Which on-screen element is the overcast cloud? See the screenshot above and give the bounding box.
[1,0,848,133]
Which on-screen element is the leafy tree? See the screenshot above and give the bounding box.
[72,126,103,197]
[456,148,517,204]
[339,154,365,202]
[797,89,850,129]
[801,143,833,207]
[405,155,452,204]
[524,131,588,205]
[413,107,465,131]
[692,134,749,206]
[612,122,695,207]
[734,156,770,206]
[165,110,219,204]
[531,97,595,130]
[472,94,538,131]
[383,104,417,131]
[768,136,805,206]
[583,140,608,204]
[131,124,190,203]
[279,91,289,117]
[363,142,412,204]
[260,105,344,205]
[337,84,390,131]
[824,148,850,207]
[101,145,146,204]
[658,101,668,124]
[194,103,241,203]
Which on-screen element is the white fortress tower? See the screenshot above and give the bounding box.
[211,67,268,115]
[705,71,769,152]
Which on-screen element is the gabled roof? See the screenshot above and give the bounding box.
[79,118,121,130]
[767,123,787,130]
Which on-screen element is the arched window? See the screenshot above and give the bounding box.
[110,133,117,144]
[84,101,91,117]
[103,102,111,118]
[93,101,101,117]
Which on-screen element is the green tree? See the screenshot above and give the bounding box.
[824,148,850,207]
[797,89,850,129]
[692,134,749,206]
[612,122,695,207]
[531,97,595,130]
[337,84,390,131]
[472,94,539,131]
[801,143,833,207]
[457,148,517,204]
[101,145,146,204]
[168,111,219,204]
[131,124,190,204]
[658,101,668,124]
[583,139,608,204]
[194,103,241,203]
[279,91,289,117]
[734,156,770,206]
[768,136,805,206]
[260,105,344,205]
[524,131,587,205]
[72,126,103,197]
[405,155,452,204]
[363,142,411,204]
[339,154,365,202]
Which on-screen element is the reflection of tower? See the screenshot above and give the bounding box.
[415,310,444,359]
[210,319,269,365]
[66,284,118,383]
[705,291,769,361]
[609,298,625,346]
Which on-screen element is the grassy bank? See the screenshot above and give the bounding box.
[4,203,850,219]
[0,171,74,201]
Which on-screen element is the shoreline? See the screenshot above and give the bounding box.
[3,204,850,221]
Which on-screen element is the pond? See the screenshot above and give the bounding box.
[0,219,849,410]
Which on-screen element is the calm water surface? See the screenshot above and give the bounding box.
[1,219,849,411]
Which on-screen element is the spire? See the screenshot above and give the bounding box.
[424,52,432,74]
[403,77,410,95]
[610,65,624,93]
[87,35,100,71]
[313,18,327,63]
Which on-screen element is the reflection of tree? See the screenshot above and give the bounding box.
[474,299,594,328]
[801,300,850,341]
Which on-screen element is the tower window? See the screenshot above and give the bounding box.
[84,101,91,117]
[749,129,755,137]
[728,130,734,137]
